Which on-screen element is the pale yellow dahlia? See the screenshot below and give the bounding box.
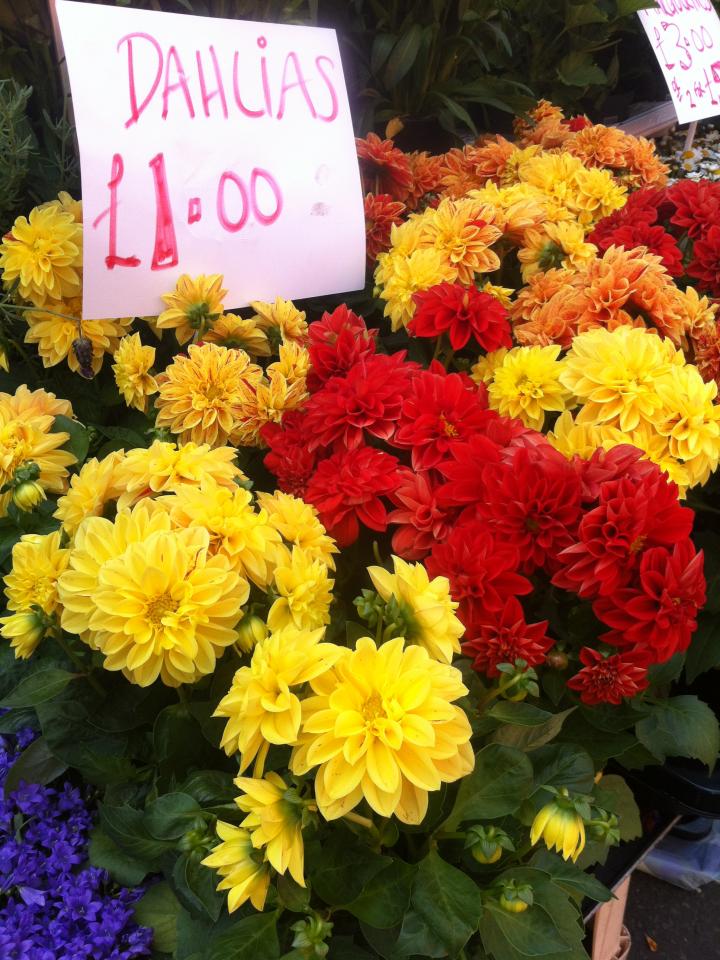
[203,313,271,357]
[255,491,338,570]
[215,626,343,773]
[0,384,72,421]
[375,247,455,331]
[112,334,158,412]
[267,547,334,632]
[655,365,720,485]
[268,341,311,385]
[155,343,263,447]
[291,636,474,824]
[202,823,270,912]
[234,772,305,885]
[368,556,463,664]
[54,452,125,536]
[0,204,82,306]
[166,478,287,588]
[113,440,245,510]
[25,297,133,375]
[59,511,247,686]
[250,297,308,343]
[156,273,227,344]
[487,345,574,429]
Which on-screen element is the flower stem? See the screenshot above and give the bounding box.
[343,811,374,831]
[55,632,104,697]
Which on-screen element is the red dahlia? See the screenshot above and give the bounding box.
[462,597,553,678]
[387,469,458,561]
[435,433,504,506]
[593,540,706,664]
[572,444,655,503]
[588,188,663,246]
[395,370,493,471]
[262,412,316,497]
[364,193,406,266]
[553,471,693,599]
[566,115,591,132]
[409,282,513,352]
[426,520,532,631]
[687,223,720,296]
[307,305,377,390]
[567,647,649,706]
[668,179,720,239]
[589,222,683,276]
[356,132,414,202]
[304,445,400,547]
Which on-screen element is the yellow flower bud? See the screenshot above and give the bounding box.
[12,481,46,512]
[499,894,529,913]
[0,609,46,659]
[472,844,503,864]
[0,344,8,372]
[530,792,586,862]
[235,615,268,654]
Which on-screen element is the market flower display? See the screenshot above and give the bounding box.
[1,99,719,960]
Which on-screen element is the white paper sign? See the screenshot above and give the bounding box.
[55,0,366,320]
[639,1,720,125]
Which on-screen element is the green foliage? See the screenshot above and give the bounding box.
[0,80,33,226]
[636,695,720,770]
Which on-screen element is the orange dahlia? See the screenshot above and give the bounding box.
[356,132,414,202]
[364,193,406,267]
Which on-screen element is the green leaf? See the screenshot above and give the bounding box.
[491,707,575,752]
[529,850,611,903]
[686,615,720,683]
[636,695,720,770]
[144,792,201,840]
[172,850,223,921]
[410,851,482,957]
[100,803,175,864]
[370,34,397,76]
[134,882,181,954]
[557,51,607,87]
[383,25,424,88]
[615,0,657,14]
[345,860,415,928]
[3,736,67,796]
[480,901,570,958]
[53,414,90,465]
[433,93,477,136]
[1,668,77,707]
[89,827,149,886]
[443,744,533,830]
[530,744,595,806]
[647,653,685,687]
[487,702,553,726]
[207,912,279,960]
[309,830,390,906]
[592,774,641,841]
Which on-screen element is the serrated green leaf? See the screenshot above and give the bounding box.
[557,51,607,86]
[344,860,415,928]
[529,849,611,903]
[593,774,642,841]
[493,707,575,752]
[531,744,595,807]
[636,696,720,770]
[53,414,89,465]
[309,830,389,906]
[89,827,149,886]
[144,792,201,840]
[686,615,720,683]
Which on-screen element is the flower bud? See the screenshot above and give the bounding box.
[530,787,589,862]
[0,343,9,372]
[235,615,268,654]
[0,609,46,659]
[466,825,514,864]
[546,649,569,671]
[497,880,533,913]
[291,915,334,959]
[12,480,46,512]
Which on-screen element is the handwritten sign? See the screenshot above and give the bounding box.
[54,1,365,320]
[638,1,720,125]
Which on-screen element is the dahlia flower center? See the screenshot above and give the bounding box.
[539,242,564,270]
[629,535,647,554]
[31,576,56,607]
[362,693,386,723]
[439,415,458,437]
[516,377,546,400]
[0,426,31,476]
[145,592,180,628]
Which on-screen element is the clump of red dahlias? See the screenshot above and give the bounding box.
[356,132,414,202]
[304,445,400,547]
[567,648,649,705]
[462,598,553,678]
[687,224,720,296]
[364,193,406,267]
[387,469,457,561]
[262,412,317,497]
[589,222,683,276]
[307,305,377,390]
[668,179,720,238]
[410,282,513,352]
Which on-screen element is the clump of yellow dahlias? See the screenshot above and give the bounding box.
[250,297,308,344]
[112,333,158,412]
[0,204,82,306]
[234,772,305,886]
[156,273,227,344]
[155,343,263,447]
[256,491,337,570]
[203,313,271,357]
[267,547,334,632]
[58,503,248,686]
[25,298,133,376]
[487,344,574,429]
[0,531,69,658]
[202,823,270,912]
[292,636,474,824]
[215,626,343,773]
[166,478,286,588]
[54,452,125,536]
[368,556,463,664]
[114,440,245,510]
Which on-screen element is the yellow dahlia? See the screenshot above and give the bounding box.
[234,772,305,886]
[166,478,286,588]
[487,345,573,429]
[0,531,69,658]
[54,452,125,536]
[560,327,681,433]
[655,365,720,480]
[155,343,263,447]
[376,247,456,331]
[519,222,597,281]
[41,191,83,223]
[250,297,308,344]
[530,789,586,862]
[424,198,501,283]
[215,626,343,772]
[255,491,338,570]
[0,204,82,306]
[112,334,158,412]
[470,348,509,386]
[571,167,627,226]
[59,512,247,686]
[202,822,270,912]
[0,384,72,421]
[232,371,309,447]
[114,440,244,510]
[0,407,76,517]
[203,313,271,357]
[548,411,626,460]
[291,636,474,824]
[268,341,311,385]
[267,547,334,632]
[156,274,227,344]
[25,298,133,375]
[481,282,514,309]
[368,556,463,664]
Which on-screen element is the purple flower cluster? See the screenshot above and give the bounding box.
[0,731,153,960]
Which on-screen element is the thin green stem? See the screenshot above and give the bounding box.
[55,632,104,696]
[343,810,375,831]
